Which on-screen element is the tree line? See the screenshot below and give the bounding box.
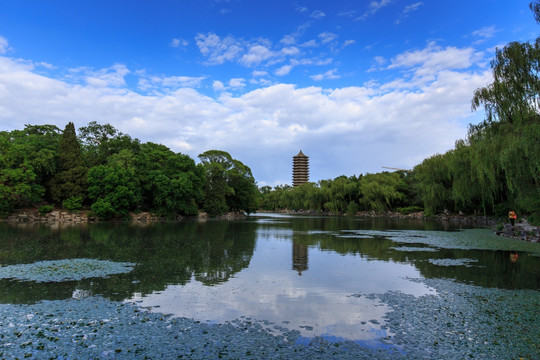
[2,3,538,223]
[260,2,540,224]
[0,121,257,218]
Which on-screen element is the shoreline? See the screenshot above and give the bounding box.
[2,208,539,243]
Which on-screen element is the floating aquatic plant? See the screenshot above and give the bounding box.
[0,259,135,283]
[391,246,438,252]
[428,258,479,267]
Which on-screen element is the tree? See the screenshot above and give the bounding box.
[359,172,406,213]
[412,154,453,216]
[49,122,88,205]
[470,2,540,220]
[87,150,141,218]
[136,143,204,216]
[0,125,61,213]
[78,121,140,167]
[198,150,258,215]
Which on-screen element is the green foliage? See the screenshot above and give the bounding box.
[49,122,88,204]
[198,150,258,216]
[412,154,453,216]
[78,121,140,168]
[87,152,142,218]
[397,206,423,214]
[38,205,54,215]
[0,125,60,213]
[359,172,406,212]
[63,196,83,211]
[90,198,116,219]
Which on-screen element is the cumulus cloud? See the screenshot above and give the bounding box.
[213,80,226,92]
[67,64,130,88]
[195,33,243,65]
[388,42,484,77]
[241,45,275,66]
[0,41,490,186]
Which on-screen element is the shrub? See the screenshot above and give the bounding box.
[38,205,54,215]
[63,196,83,212]
[90,199,115,219]
[397,206,423,214]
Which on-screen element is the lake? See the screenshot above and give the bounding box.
[0,213,539,359]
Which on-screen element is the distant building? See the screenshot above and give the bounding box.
[292,150,309,186]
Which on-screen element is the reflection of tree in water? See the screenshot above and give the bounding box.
[316,234,540,290]
[257,217,540,290]
[0,221,257,303]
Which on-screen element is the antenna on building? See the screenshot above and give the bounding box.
[382,166,409,172]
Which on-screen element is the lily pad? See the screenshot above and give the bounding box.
[0,259,135,283]
[428,258,479,267]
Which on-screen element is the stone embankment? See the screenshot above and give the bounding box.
[495,219,540,243]
[4,210,93,224]
[1,209,247,224]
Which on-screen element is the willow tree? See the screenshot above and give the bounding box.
[470,2,540,219]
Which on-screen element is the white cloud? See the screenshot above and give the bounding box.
[0,36,9,54]
[241,45,275,66]
[67,64,130,88]
[252,70,268,77]
[170,38,188,48]
[274,64,293,76]
[280,35,296,45]
[311,10,326,19]
[301,39,319,48]
[213,80,226,92]
[195,33,244,65]
[137,72,206,92]
[403,2,423,15]
[310,69,340,81]
[388,42,484,77]
[358,0,393,20]
[229,78,246,88]
[472,26,498,44]
[0,40,491,186]
[396,2,423,24]
[318,32,338,44]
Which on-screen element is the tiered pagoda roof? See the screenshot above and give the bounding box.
[292,150,309,186]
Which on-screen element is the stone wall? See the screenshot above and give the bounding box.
[1,210,245,224]
[4,210,93,224]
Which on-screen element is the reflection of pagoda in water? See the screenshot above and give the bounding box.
[292,242,308,275]
[292,150,309,186]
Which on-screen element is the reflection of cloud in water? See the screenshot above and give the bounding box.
[131,236,435,342]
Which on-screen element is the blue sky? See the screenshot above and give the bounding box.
[0,0,537,186]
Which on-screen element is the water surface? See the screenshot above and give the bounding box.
[0,214,538,355]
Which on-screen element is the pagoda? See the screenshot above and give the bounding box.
[292,150,309,186]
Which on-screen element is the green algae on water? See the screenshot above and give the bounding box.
[0,259,135,283]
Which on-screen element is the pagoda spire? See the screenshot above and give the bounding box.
[292,150,309,186]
